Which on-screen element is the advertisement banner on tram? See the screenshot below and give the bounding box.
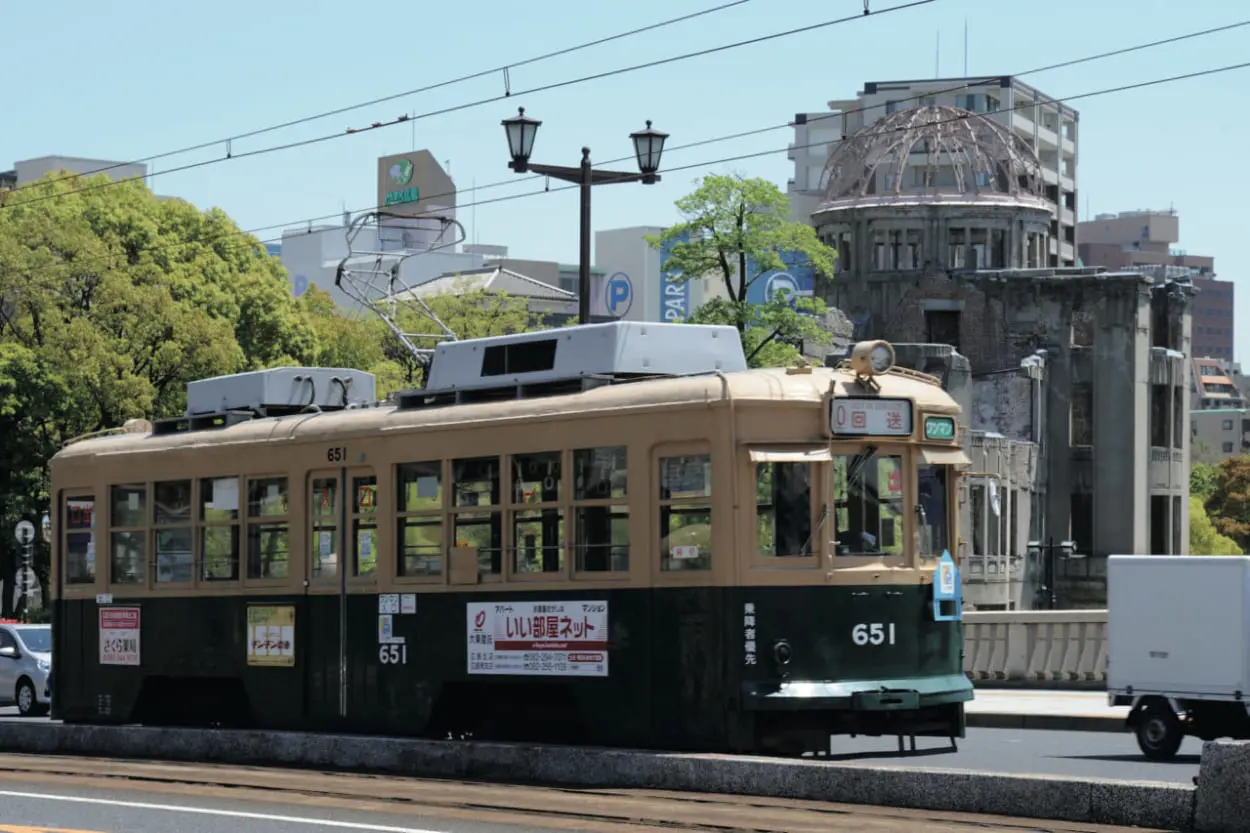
[467,601,609,677]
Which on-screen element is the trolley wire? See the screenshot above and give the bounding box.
[290,15,1250,231]
[10,57,1248,282]
[0,0,934,210]
[1,0,756,196]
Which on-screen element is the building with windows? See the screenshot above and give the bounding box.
[1078,210,1231,363]
[789,76,1079,268]
[805,103,1193,608]
[1192,408,1250,466]
[1193,357,1247,410]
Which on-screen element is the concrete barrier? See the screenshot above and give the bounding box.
[1195,740,1250,833]
[963,609,1108,688]
[0,722,1199,831]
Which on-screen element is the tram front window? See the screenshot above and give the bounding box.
[833,449,905,557]
[917,463,950,558]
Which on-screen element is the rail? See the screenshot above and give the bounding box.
[962,609,1107,688]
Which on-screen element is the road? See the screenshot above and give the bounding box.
[0,707,1202,783]
[0,758,1176,833]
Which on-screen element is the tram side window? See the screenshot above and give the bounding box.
[110,484,147,585]
[511,451,564,575]
[64,496,96,585]
[153,480,193,583]
[917,464,949,558]
[200,477,240,581]
[246,477,290,580]
[659,454,712,572]
[352,475,378,577]
[310,476,339,579]
[756,462,813,557]
[833,452,905,557]
[453,456,502,576]
[397,462,443,577]
[573,446,629,573]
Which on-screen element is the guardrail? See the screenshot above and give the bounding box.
[963,609,1108,688]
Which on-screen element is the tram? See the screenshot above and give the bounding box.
[48,321,972,755]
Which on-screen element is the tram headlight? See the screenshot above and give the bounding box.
[849,340,895,377]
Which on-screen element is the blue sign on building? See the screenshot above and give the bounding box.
[745,250,816,305]
[605,271,634,318]
[658,233,691,321]
[291,274,310,297]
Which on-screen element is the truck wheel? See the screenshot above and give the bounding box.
[1136,705,1184,761]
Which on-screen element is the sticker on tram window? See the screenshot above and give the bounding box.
[670,545,699,560]
[924,415,956,441]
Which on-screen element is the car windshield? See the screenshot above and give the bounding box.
[15,628,50,653]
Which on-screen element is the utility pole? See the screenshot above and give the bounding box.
[13,519,35,620]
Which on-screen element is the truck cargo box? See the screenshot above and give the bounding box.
[1108,555,1250,700]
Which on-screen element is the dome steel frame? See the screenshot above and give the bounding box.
[819,105,1048,207]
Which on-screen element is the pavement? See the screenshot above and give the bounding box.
[966,688,1129,732]
[0,758,1178,833]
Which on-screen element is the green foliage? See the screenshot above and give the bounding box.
[646,173,838,365]
[646,173,836,315]
[1191,461,1219,501]
[1202,456,1250,554]
[684,294,833,368]
[1190,496,1242,555]
[0,171,560,614]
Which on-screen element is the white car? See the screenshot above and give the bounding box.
[0,621,51,717]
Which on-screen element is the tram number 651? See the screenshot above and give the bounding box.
[379,644,408,664]
[851,622,896,646]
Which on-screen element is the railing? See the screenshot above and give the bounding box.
[963,609,1107,689]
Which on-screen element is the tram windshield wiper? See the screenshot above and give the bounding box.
[846,445,878,485]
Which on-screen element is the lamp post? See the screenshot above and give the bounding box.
[1027,538,1084,610]
[501,107,668,324]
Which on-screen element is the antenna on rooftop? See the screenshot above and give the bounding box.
[963,18,968,75]
[334,210,466,368]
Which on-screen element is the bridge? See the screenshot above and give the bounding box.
[962,609,1108,688]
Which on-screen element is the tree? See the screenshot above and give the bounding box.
[0,170,325,614]
[647,174,838,364]
[1191,461,1219,501]
[1191,496,1242,555]
[1203,456,1250,553]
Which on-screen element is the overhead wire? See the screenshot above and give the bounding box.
[2,0,757,195]
[1,0,936,209]
[10,56,1249,282]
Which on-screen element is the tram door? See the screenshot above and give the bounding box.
[305,466,380,729]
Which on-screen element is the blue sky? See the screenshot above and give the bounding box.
[5,0,1247,361]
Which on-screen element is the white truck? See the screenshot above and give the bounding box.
[1108,555,1250,760]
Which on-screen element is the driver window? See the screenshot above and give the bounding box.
[833,451,905,557]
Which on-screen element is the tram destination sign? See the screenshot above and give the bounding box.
[923,415,956,441]
[829,397,913,437]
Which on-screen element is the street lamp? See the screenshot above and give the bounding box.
[501,107,668,324]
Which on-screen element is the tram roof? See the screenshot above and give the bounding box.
[51,364,959,463]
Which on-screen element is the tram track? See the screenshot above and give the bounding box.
[0,753,1167,832]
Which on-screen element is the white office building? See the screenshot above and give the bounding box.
[789,76,1079,267]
